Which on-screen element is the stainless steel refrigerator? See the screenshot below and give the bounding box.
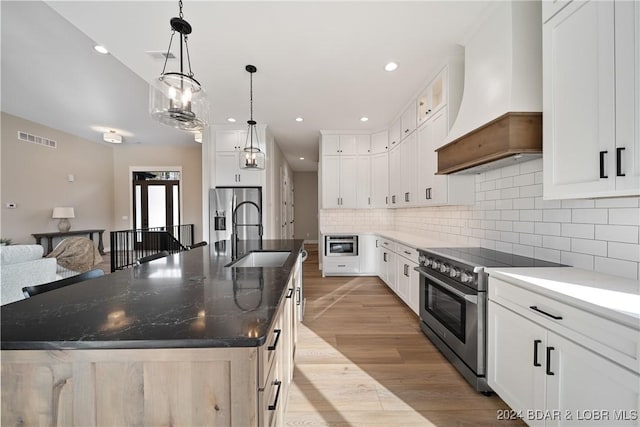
[210,187,263,255]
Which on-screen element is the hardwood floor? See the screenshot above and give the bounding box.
[285,244,524,427]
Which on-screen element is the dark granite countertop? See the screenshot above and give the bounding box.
[1,239,304,350]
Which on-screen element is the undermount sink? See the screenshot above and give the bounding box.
[228,251,291,268]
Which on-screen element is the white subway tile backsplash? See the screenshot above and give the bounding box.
[500,187,519,199]
[495,241,513,253]
[495,199,513,210]
[501,164,521,177]
[520,209,543,222]
[534,247,561,263]
[543,209,572,223]
[607,242,640,262]
[485,230,501,240]
[560,251,594,270]
[520,158,543,174]
[534,222,561,236]
[572,209,608,224]
[543,235,571,251]
[500,231,520,243]
[496,177,514,189]
[495,221,513,232]
[534,172,544,184]
[486,190,501,200]
[595,224,639,244]
[595,198,640,208]
[513,221,535,233]
[608,208,640,226]
[481,220,496,230]
[561,199,595,209]
[519,184,543,198]
[485,210,501,220]
[514,173,535,187]
[484,169,502,181]
[513,197,535,210]
[520,233,543,247]
[535,197,562,209]
[594,257,638,280]
[513,244,535,257]
[480,180,496,191]
[501,210,519,221]
[571,238,607,256]
[561,223,595,239]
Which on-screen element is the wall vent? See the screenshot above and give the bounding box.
[145,51,176,60]
[17,131,57,148]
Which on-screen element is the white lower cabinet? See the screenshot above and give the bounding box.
[395,257,419,314]
[488,279,640,427]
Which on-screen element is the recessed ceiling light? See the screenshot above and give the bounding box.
[384,62,398,72]
[227,117,236,123]
[295,117,304,122]
[299,157,305,160]
[360,117,369,122]
[94,45,109,55]
[103,131,122,144]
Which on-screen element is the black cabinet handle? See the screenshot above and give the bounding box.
[530,305,563,320]
[386,196,388,205]
[267,329,281,351]
[404,129,409,133]
[404,250,411,255]
[533,340,542,367]
[296,287,301,305]
[268,380,282,411]
[404,264,409,277]
[286,288,293,299]
[599,151,608,178]
[383,252,387,262]
[617,147,626,177]
[546,347,555,375]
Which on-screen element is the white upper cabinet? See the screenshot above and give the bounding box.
[389,118,402,149]
[339,135,357,155]
[214,129,264,187]
[417,69,447,127]
[400,100,417,140]
[322,135,340,154]
[356,135,371,155]
[543,0,639,199]
[215,129,246,152]
[388,144,402,207]
[400,132,417,206]
[357,156,371,208]
[370,152,389,208]
[320,132,367,209]
[371,130,388,154]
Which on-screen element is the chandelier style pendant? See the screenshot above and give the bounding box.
[149,0,209,132]
[240,65,265,170]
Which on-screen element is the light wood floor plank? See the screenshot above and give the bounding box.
[285,244,524,426]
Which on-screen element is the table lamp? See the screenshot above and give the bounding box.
[52,207,75,232]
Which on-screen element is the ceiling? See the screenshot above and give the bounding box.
[1,1,492,172]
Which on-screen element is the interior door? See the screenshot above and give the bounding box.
[133,179,180,249]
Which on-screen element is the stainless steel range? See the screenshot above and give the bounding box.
[416,247,564,393]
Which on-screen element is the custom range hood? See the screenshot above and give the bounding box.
[437,1,542,175]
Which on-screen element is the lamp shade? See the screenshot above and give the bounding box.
[52,207,75,219]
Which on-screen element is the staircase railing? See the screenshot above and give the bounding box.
[110,224,194,272]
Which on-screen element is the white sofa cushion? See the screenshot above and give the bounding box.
[0,245,44,265]
[0,245,57,305]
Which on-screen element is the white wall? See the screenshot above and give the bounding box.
[293,172,319,241]
[320,158,640,280]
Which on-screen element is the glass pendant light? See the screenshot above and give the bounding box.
[149,0,209,132]
[240,65,265,170]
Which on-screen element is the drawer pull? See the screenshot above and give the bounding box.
[533,340,542,367]
[529,306,563,320]
[338,264,346,267]
[404,250,411,255]
[286,288,293,299]
[546,347,555,376]
[599,151,608,179]
[296,287,301,306]
[268,380,282,411]
[267,329,281,351]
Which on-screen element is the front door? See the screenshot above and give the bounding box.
[133,172,181,250]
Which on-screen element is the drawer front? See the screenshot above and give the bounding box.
[378,238,397,253]
[489,277,640,374]
[396,242,419,264]
[258,354,283,427]
[323,258,359,274]
[259,305,283,388]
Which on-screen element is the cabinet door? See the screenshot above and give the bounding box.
[339,135,357,155]
[395,260,411,306]
[339,156,358,208]
[370,152,389,208]
[385,251,397,292]
[488,302,546,427]
[322,156,340,209]
[322,135,340,155]
[356,156,371,208]
[388,145,402,207]
[426,109,449,205]
[389,118,402,148]
[400,132,417,206]
[546,332,640,427]
[215,129,241,151]
[215,152,240,186]
[543,0,616,199]
[400,101,417,140]
[429,69,447,116]
[614,0,640,194]
[408,261,419,315]
[371,130,388,154]
[377,244,387,281]
[358,235,377,274]
[238,168,263,187]
[356,135,371,155]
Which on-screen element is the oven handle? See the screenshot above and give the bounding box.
[415,267,478,305]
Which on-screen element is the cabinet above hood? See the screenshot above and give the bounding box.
[437,1,543,174]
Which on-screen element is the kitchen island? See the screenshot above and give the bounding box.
[1,239,304,426]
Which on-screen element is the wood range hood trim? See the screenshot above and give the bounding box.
[435,112,542,175]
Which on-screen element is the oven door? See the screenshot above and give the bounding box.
[417,268,484,375]
[325,236,358,256]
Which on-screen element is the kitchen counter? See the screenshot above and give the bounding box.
[486,266,640,329]
[1,239,304,350]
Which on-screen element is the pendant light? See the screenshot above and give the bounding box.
[240,65,265,170]
[149,0,209,132]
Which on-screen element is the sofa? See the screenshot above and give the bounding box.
[0,245,57,305]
